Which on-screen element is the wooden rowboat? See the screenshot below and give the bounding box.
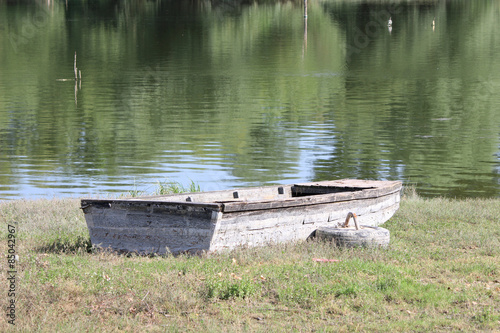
[80,179,402,255]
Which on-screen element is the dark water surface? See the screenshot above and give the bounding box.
[1,0,499,199]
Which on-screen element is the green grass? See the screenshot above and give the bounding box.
[0,191,499,331]
[125,179,202,197]
[153,179,201,195]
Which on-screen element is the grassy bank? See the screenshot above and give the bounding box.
[0,194,499,331]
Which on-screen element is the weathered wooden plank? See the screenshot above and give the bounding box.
[219,193,398,226]
[81,199,222,212]
[89,228,211,254]
[91,226,214,238]
[86,210,214,230]
[221,182,401,212]
[210,224,311,252]
[351,203,400,227]
[120,185,293,203]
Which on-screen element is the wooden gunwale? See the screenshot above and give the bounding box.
[221,182,401,212]
[81,199,223,212]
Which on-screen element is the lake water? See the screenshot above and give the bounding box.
[1,0,499,200]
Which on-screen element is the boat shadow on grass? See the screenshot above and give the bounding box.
[35,235,93,254]
[34,236,198,258]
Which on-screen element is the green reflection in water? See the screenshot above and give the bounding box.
[0,0,499,199]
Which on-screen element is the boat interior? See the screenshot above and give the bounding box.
[135,182,376,204]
